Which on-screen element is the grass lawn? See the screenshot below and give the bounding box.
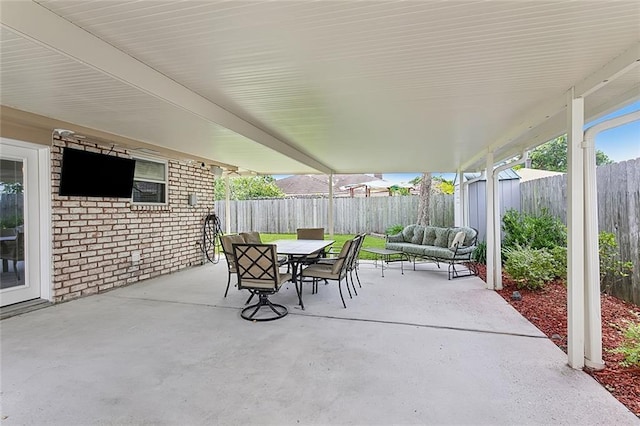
[260,233,387,260]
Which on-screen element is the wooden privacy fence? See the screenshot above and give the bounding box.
[521,158,640,305]
[214,194,454,235]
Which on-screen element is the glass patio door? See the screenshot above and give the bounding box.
[0,143,41,306]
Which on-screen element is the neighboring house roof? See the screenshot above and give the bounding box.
[275,175,328,196]
[515,168,565,182]
[275,174,384,196]
[341,180,414,190]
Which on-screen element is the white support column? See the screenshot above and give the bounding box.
[583,129,604,370]
[328,173,334,237]
[493,171,503,290]
[462,178,470,228]
[455,169,464,226]
[583,111,640,370]
[224,175,231,235]
[491,152,528,292]
[485,152,495,290]
[582,110,640,369]
[567,89,585,369]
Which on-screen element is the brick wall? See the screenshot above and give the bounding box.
[51,138,215,302]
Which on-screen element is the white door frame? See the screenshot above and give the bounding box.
[0,137,52,304]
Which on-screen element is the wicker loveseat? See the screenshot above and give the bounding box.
[385,224,478,279]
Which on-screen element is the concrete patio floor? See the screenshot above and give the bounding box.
[1,260,638,425]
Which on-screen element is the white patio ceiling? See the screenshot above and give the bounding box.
[1,1,639,175]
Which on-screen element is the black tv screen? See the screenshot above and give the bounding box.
[59,148,136,198]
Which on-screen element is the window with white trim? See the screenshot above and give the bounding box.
[132,157,167,204]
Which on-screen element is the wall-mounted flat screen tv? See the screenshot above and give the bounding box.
[59,148,136,198]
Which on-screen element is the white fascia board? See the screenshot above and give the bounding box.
[0,1,332,174]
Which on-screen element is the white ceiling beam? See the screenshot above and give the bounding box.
[461,41,640,172]
[0,0,332,174]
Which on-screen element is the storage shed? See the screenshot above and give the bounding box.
[465,169,521,242]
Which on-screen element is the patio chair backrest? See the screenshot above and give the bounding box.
[239,231,262,244]
[220,234,245,269]
[233,243,287,290]
[347,233,366,271]
[297,228,324,240]
[331,238,354,275]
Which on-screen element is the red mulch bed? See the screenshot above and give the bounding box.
[475,264,640,417]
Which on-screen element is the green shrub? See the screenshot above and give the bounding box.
[550,245,567,281]
[473,240,487,264]
[502,208,566,253]
[599,232,633,294]
[610,321,640,368]
[386,224,404,235]
[503,246,555,290]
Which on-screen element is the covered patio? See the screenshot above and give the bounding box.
[1,0,639,402]
[2,260,637,424]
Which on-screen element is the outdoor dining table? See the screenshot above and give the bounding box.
[271,239,335,310]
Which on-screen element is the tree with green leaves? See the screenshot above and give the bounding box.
[389,186,411,196]
[530,135,614,172]
[433,176,454,194]
[214,176,284,200]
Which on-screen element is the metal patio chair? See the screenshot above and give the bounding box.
[315,233,365,296]
[240,231,288,267]
[232,243,292,321]
[300,238,354,308]
[220,234,246,297]
[296,227,330,266]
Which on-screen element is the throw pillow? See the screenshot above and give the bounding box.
[411,225,425,244]
[423,227,437,246]
[402,225,416,242]
[448,227,462,247]
[434,227,449,248]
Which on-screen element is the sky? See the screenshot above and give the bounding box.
[590,100,640,163]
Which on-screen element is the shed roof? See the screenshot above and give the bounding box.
[464,169,521,182]
[516,168,566,182]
